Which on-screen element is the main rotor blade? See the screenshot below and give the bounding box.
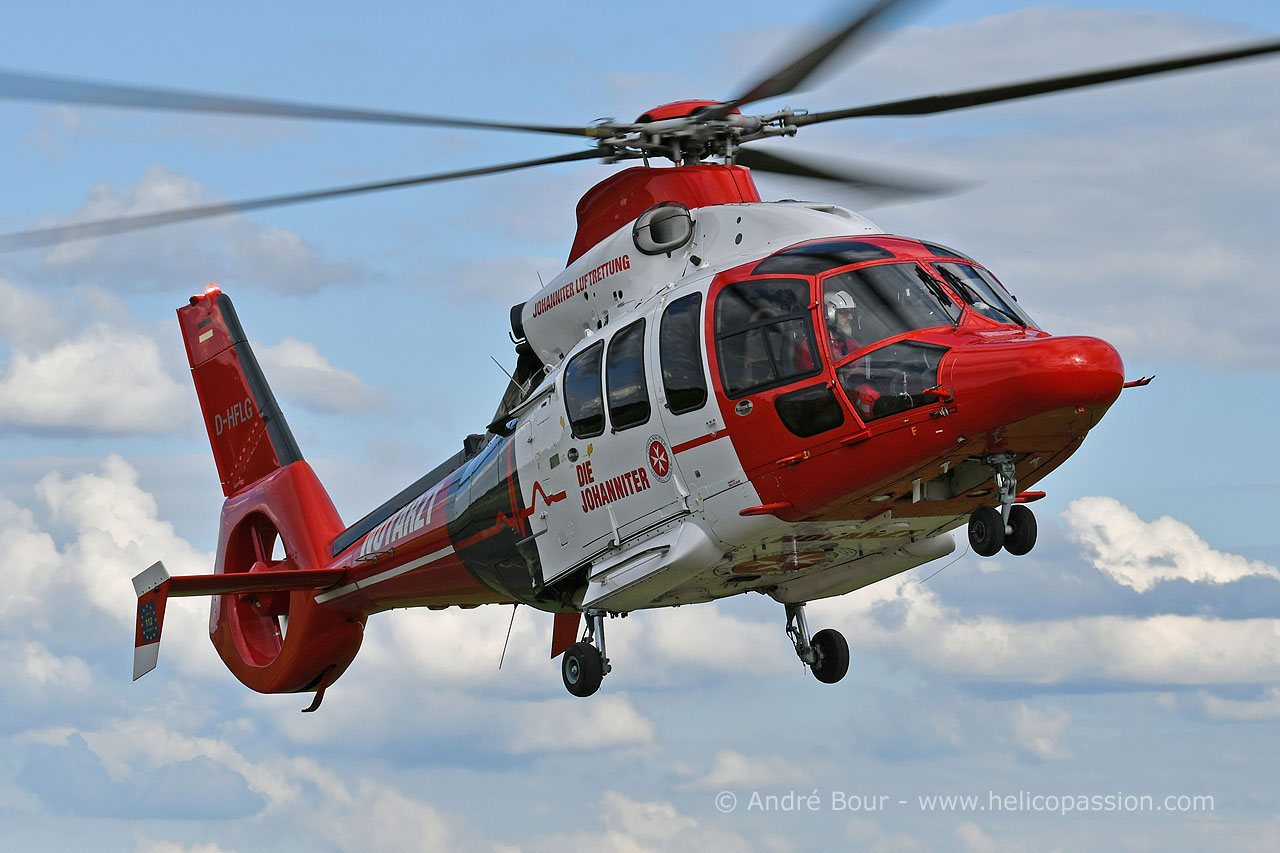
[724,0,930,112]
[0,69,595,137]
[0,150,600,252]
[796,37,1280,124]
[736,146,961,200]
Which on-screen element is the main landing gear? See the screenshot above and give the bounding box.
[785,602,849,684]
[967,453,1038,558]
[562,610,611,697]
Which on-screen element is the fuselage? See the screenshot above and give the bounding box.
[304,166,1124,620]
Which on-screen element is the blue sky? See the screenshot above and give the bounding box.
[2,1,1279,850]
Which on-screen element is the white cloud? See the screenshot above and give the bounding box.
[1009,703,1072,761]
[0,641,92,698]
[0,493,61,619]
[643,605,793,675]
[25,455,222,679]
[0,277,65,351]
[525,791,747,853]
[695,749,811,791]
[0,278,189,435]
[0,323,188,434]
[1064,497,1280,592]
[1198,687,1280,722]
[507,695,656,753]
[256,335,379,412]
[29,166,369,294]
[134,839,236,853]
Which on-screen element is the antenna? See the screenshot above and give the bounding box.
[490,355,516,382]
[498,604,518,669]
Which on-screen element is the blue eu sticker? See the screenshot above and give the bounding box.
[139,600,160,643]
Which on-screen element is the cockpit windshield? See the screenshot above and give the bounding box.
[820,263,960,359]
[933,263,1036,328]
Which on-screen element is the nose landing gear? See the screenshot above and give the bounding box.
[968,453,1038,557]
[785,602,850,684]
[562,610,611,697]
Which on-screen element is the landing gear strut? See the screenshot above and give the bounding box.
[785,602,849,684]
[562,610,611,697]
[967,453,1038,557]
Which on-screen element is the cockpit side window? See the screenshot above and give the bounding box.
[714,278,820,398]
[933,263,1036,328]
[820,263,959,355]
[565,340,605,438]
[606,319,650,431]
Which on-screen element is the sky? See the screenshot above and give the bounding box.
[1,0,1279,850]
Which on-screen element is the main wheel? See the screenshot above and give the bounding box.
[810,628,850,684]
[1003,504,1038,556]
[968,506,1005,557]
[561,641,604,697]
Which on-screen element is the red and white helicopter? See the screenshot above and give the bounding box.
[3,0,1275,705]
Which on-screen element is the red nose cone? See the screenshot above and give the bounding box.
[946,335,1125,425]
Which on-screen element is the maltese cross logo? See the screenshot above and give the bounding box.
[647,437,671,482]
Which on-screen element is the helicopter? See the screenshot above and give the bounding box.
[2,0,1274,705]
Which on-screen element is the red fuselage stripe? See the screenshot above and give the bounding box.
[672,430,726,455]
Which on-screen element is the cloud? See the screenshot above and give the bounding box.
[0,323,189,434]
[525,790,747,853]
[25,166,370,294]
[507,695,656,753]
[134,840,236,853]
[1009,703,1072,761]
[1197,687,1280,722]
[0,641,92,700]
[15,455,223,679]
[1064,497,1280,592]
[256,335,379,412]
[0,278,189,435]
[695,749,811,791]
[0,492,61,619]
[17,734,265,820]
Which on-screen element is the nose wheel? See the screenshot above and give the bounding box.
[561,610,611,697]
[968,453,1038,557]
[784,602,849,684]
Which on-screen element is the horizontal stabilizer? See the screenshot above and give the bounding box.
[132,561,347,680]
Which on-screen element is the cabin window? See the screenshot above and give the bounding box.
[933,263,1036,328]
[714,278,820,398]
[565,340,605,438]
[836,341,948,421]
[659,293,707,415]
[820,263,959,355]
[606,319,650,431]
[775,382,845,438]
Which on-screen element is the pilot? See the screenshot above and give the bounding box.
[794,291,860,370]
[825,290,860,359]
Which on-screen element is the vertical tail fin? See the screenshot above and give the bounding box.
[178,285,302,497]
